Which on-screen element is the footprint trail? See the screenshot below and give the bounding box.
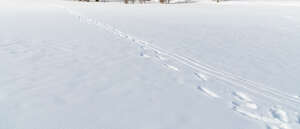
[53,5,300,129]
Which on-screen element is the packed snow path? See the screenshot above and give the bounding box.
[1,0,300,129]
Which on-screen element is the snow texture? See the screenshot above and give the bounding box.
[1,0,300,129]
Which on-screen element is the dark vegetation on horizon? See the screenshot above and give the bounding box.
[77,0,205,4]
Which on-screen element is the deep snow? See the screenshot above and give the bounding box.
[1,0,300,129]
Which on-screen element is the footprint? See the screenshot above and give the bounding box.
[197,86,219,98]
[231,101,258,110]
[119,33,128,38]
[244,103,258,110]
[233,107,261,120]
[270,106,289,123]
[126,36,135,42]
[136,40,149,45]
[232,101,240,107]
[232,91,258,110]
[113,29,123,36]
[165,64,179,71]
[153,50,167,61]
[233,107,289,129]
[233,91,252,102]
[292,112,300,124]
[194,72,208,81]
[140,52,151,58]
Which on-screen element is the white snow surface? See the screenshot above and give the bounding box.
[1,0,300,129]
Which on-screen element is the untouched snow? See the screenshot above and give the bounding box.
[1,0,300,129]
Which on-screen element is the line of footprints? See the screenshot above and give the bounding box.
[64,8,300,129]
[138,44,300,129]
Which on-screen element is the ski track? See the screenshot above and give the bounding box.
[53,5,300,129]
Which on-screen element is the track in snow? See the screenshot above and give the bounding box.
[53,4,300,129]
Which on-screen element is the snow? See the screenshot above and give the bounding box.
[197,86,220,98]
[233,91,253,102]
[1,0,300,129]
